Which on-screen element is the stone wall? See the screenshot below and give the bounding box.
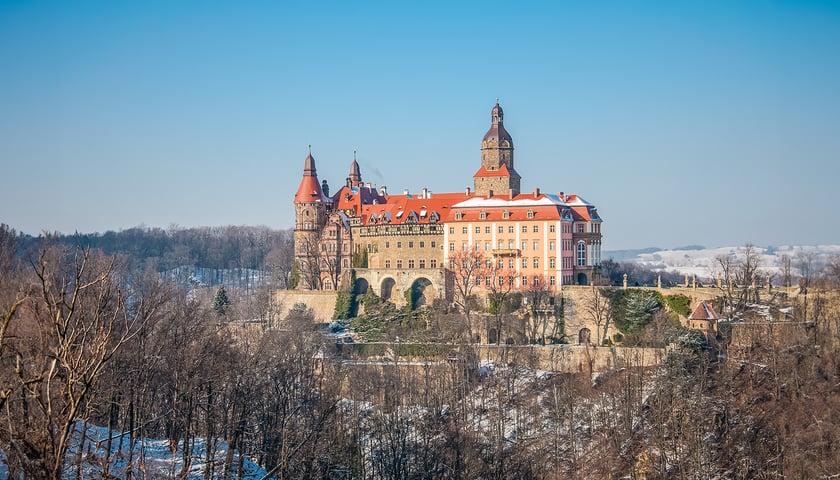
[274,290,338,323]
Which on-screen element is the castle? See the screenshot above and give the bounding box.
[293,102,602,307]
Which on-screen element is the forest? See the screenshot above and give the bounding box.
[1,223,839,479]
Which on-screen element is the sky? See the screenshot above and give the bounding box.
[1,1,839,250]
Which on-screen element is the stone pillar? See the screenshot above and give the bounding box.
[623,273,628,289]
[657,274,662,290]
[692,274,696,289]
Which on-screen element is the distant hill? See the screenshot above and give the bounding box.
[606,244,840,279]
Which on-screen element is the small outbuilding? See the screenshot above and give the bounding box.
[688,300,719,339]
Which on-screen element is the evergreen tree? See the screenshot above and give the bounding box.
[213,285,231,316]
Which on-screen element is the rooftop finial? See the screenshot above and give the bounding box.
[496,97,499,104]
[354,150,357,161]
[308,144,311,154]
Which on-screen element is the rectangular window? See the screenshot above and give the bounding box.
[462,227,468,234]
[449,259,455,269]
[449,227,455,234]
[550,225,555,233]
[485,242,490,251]
[549,241,555,251]
[485,226,491,234]
[385,260,391,268]
[385,241,390,248]
[397,260,403,269]
[408,241,414,248]
[475,226,481,234]
[549,258,556,268]
[521,241,527,251]
[508,226,514,233]
[533,258,539,268]
[431,241,436,248]
[431,259,437,268]
[498,226,504,233]
[449,243,455,251]
[578,224,585,233]
[533,226,539,233]
[498,240,504,249]
[508,259,514,268]
[419,259,426,268]
[420,241,425,248]
[462,243,467,251]
[550,276,556,286]
[522,258,527,268]
[508,240,514,249]
[533,241,539,250]
[522,225,528,233]
[408,259,415,268]
[522,276,528,286]
[397,241,402,248]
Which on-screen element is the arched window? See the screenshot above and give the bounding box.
[577,242,587,266]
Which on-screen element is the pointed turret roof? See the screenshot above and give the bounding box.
[689,301,719,321]
[482,101,514,147]
[348,152,362,187]
[294,150,328,203]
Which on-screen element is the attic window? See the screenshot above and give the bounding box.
[395,210,404,219]
[455,211,463,220]
[429,212,439,224]
[479,211,487,220]
[419,208,427,218]
[502,210,510,219]
[527,209,535,219]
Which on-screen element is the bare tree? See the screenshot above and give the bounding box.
[583,285,614,346]
[523,275,556,344]
[0,245,154,479]
[485,259,516,344]
[715,243,763,319]
[449,249,487,343]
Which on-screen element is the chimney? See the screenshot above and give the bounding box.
[509,190,514,199]
[465,187,471,196]
[534,187,540,197]
[380,185,388,196]
[366,182,371,189]
[404,189,409,195]
[422,187,428,199]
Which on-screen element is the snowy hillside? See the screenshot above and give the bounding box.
[0,421,272,480]
[607,245,840,280]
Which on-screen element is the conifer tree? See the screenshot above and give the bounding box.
[213,285,231,316]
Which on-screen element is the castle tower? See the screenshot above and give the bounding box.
[348,153,362,187]
[294,150,330,287]
[474,101,521,196]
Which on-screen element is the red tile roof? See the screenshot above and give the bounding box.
[294,154,328,203]
[358,192,465,226]
[689,301,719,321]
[473,164,520,178]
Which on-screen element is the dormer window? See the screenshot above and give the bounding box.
[479,210,487,220]
[455,211,463,220]
[527,209,535,219]
[502,210,510,219]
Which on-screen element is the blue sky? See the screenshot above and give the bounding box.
[1,1,838,250]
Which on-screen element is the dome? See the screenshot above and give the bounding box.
[482,102,513,146]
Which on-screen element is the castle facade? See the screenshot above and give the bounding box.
[293,103,602,305]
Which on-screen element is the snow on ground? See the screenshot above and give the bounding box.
[629,244,840,279]
[0,421,272,480]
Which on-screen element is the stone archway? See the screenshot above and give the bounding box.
[380,277,396,301]
[409,277,435,308]
[354,277,369,295]
[577,272,588,286]
[578,327,591,345]
[488,327,498,345]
